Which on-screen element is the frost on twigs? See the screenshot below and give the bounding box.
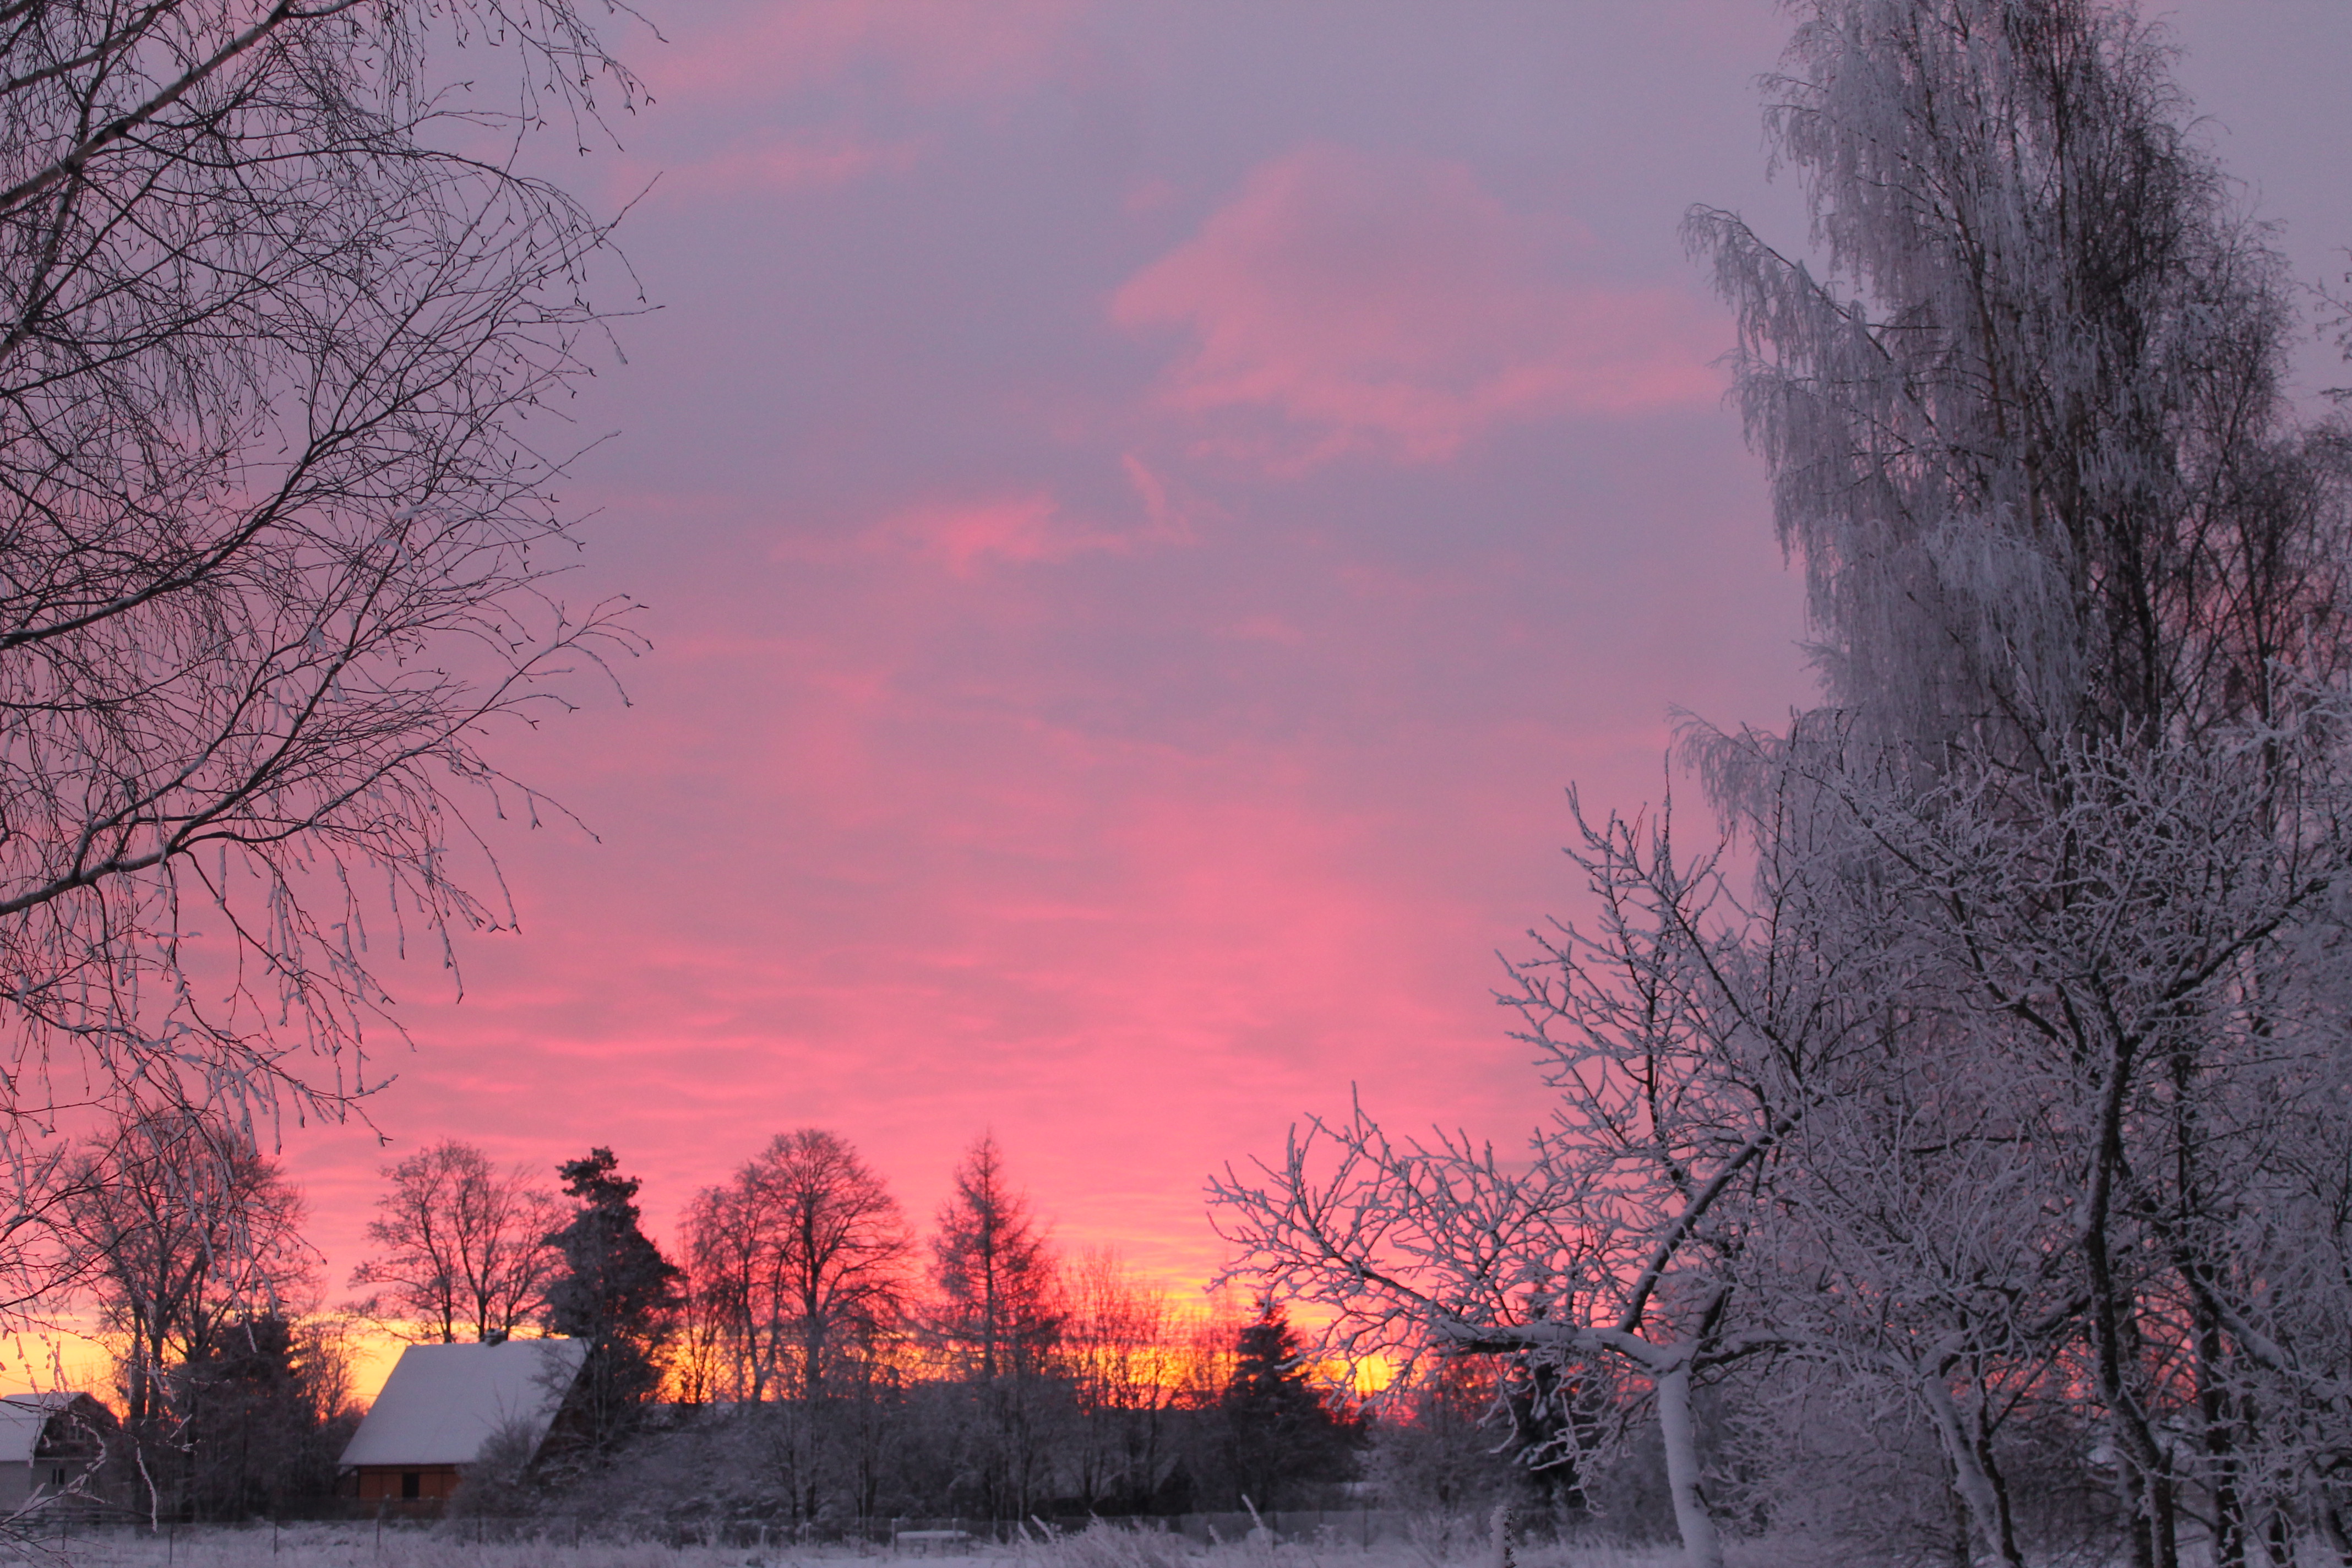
[1214,6,2352,1568]
[0,1,647,1151]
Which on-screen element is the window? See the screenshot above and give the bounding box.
[400,1472,421,1500]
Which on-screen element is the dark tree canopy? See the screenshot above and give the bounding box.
[175,1313,355,1521]
[545,1148,682,1450]
[1220,1301,1359,1510]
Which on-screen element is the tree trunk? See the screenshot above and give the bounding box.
[1654,1352,1723,1568]
[1920,1369,2027,1568]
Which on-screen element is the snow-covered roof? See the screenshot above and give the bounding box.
[339,1339,587,1469]
[0,1393,80,1466]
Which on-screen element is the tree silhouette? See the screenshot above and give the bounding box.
[544,1148,682,1451]
[1221,1301,1358,1510]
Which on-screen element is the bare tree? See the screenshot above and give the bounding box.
[687,1129,913,1408]
[1064,1246,1191,1513]
[0,0,645,1156]
[61,1108,312,1517]
[349,1139,564,1344]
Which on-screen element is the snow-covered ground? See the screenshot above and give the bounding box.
[23,1523,1692,1568]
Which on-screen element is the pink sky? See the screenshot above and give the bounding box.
[128,1,2352,1398]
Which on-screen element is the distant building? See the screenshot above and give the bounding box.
[0,1392,114,1516]
[339,1339,587,1504]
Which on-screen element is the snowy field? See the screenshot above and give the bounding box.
[21,1524,1694,1568]
[11,1524,2277,1567]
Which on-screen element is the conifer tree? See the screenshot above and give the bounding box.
[1221,1301,1358,1510]
[927,1134,1063,1518]
[544,1148,682,1451]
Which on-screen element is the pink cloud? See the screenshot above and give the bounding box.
[1113,144,1724,467]
[651,0,1085,105]
[880,493,1080,574]
[867,472,1193,575]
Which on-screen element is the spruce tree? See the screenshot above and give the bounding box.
[1221,1300,1358,1510]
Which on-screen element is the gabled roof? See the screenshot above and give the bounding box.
[339,1339,587,1469]
[0,1394,77,1466]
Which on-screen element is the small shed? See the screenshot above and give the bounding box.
[0,1392,113,1515]
[339,1338,587,1504]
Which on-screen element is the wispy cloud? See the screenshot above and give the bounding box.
[1115,144,1724,470]
[643,129,924,197]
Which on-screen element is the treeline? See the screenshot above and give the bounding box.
[350,1130,1367,1525]
[36,1108,1649,1531]
[30,1101,1678,1533]
[37,1118,1387,1525]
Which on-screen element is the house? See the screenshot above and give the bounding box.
[0,1392,113,1515]
[339,1338,587,1504]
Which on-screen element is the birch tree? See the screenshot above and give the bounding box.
[0,1,644,1159]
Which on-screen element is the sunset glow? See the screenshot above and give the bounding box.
[31,0,2336,1409]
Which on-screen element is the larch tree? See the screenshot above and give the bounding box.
[925,1133,1063,1520]
[929,1133,1062,1382]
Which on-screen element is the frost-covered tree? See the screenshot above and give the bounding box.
[1214,6,2352,1568]
[1684,5,2352,1563]
[1687,0,2346,758]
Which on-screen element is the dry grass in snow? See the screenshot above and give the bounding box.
[17,1522,1693,1568]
